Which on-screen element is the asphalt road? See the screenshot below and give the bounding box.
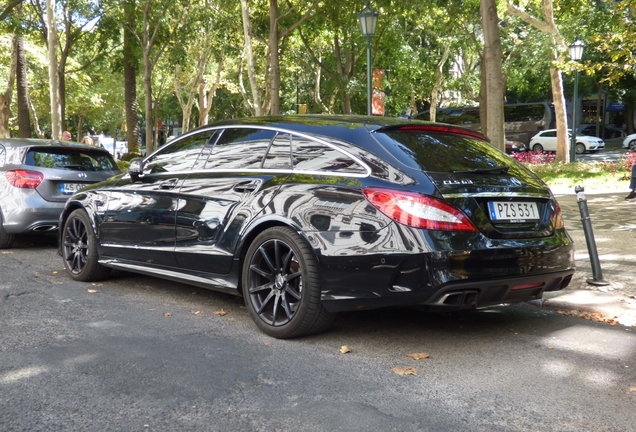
[1,236,635,432]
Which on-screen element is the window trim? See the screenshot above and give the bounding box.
[170,125,372,178]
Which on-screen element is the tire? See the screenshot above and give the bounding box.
[0,211,15,249]
[532,143,544,152]
[61,209,111,282]
[575,142,586,154]
[629,140,636,151]
[242,226,334,338]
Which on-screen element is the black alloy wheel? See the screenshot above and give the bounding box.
[62,209,110,281]
[629,140,636,151]
[575,143,586,154]
[242,227,334,338]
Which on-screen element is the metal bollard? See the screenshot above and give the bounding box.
[574,185,609,286]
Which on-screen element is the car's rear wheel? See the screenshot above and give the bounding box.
[575,143,586,154]
[532,143,544,152]
[0,212,15,249]
[242,227,334,338]
[62,209,110,281]
[629,140,636,151]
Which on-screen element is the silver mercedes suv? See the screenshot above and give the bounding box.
[0,138,120,248]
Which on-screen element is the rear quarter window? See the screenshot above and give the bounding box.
[374,132,524,174]
[26,148,121,173]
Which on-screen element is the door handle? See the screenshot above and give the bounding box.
[233,180,259,193]
[159,178,179,189]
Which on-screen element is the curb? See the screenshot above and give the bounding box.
[527,290,636,328]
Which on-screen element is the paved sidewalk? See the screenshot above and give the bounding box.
[531,187,636,327]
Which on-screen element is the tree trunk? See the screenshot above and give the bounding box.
[240,0,263,116]
[47,0,62,139]
[28,94,44,138]
[198,52,224,126]
[0,34,17,138]
[124,0,139,154]
[16,34,31,138]
[429,45,451,123]
[480,0,505,151]
[269,0,280,115]
[550,66,568,161]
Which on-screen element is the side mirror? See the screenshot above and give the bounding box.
[128,157,144,181]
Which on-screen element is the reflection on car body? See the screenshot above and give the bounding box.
[58,116,575,338]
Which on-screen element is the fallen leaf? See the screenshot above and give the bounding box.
[164,312,172,317]
[213,309,227,316]
[91,283,103,287]
[51,271,58,275]
[630,387,636,393]
[340,345,351,354]
[406,352,430,360]
[149,308,156,311]
[1,251,13,254]
[192,310,201,315]
[265,341,271,346]
[392,367,417,376]
[548,346,554,350]
[87,289,100,294]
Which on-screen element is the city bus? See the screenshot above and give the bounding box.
[414,102,555,145]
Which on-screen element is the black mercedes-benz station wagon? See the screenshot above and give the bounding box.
[59,116,575,338]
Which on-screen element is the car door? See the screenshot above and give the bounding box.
[99,131,214,266]
[174,127,290,275]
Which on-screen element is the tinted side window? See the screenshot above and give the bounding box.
[543,131,556,138]
[25,148,120,172]
[205,128,274,170]
[291,137,366,174]
[145,132,213,174]
[263,133,291,170]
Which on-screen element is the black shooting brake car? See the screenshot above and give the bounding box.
[58,115,575,338]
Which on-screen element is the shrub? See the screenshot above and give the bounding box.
[511,150,556,165]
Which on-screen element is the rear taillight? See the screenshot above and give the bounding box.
[6,169,44,189]
[363,188,478,232]
[552,201,565,229]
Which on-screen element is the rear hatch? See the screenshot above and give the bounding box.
[23,146,121,202]
[371,124,557,239]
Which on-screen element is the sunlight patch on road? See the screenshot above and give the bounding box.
[0,366,48,384]
[541,324,635,359]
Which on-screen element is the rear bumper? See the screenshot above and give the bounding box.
[321,269,574,313]
[1,191,64,233]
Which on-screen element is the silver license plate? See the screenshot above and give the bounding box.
[488,201,540,222]
[61,183,85,194]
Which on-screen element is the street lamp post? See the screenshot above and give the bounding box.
[569,40,584,162]
[358,2,378,116]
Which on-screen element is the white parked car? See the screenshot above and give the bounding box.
[529,129,605,154]
[622,133,636,151]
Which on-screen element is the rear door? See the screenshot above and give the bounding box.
[174,127,288,274]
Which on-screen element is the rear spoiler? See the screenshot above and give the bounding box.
[372,124,489,142]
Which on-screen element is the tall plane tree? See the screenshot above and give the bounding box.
[508,0,570,162]
[480,0,505,151]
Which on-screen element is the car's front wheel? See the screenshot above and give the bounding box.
[532,143,544,152]
[575,143,586,154]
[62,209,110,282]
[242,227,334,338]
[629,140,636,151]
[0,212,15,249]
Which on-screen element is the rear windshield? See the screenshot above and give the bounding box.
[375,132,521,173]
[25,148,121,173]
